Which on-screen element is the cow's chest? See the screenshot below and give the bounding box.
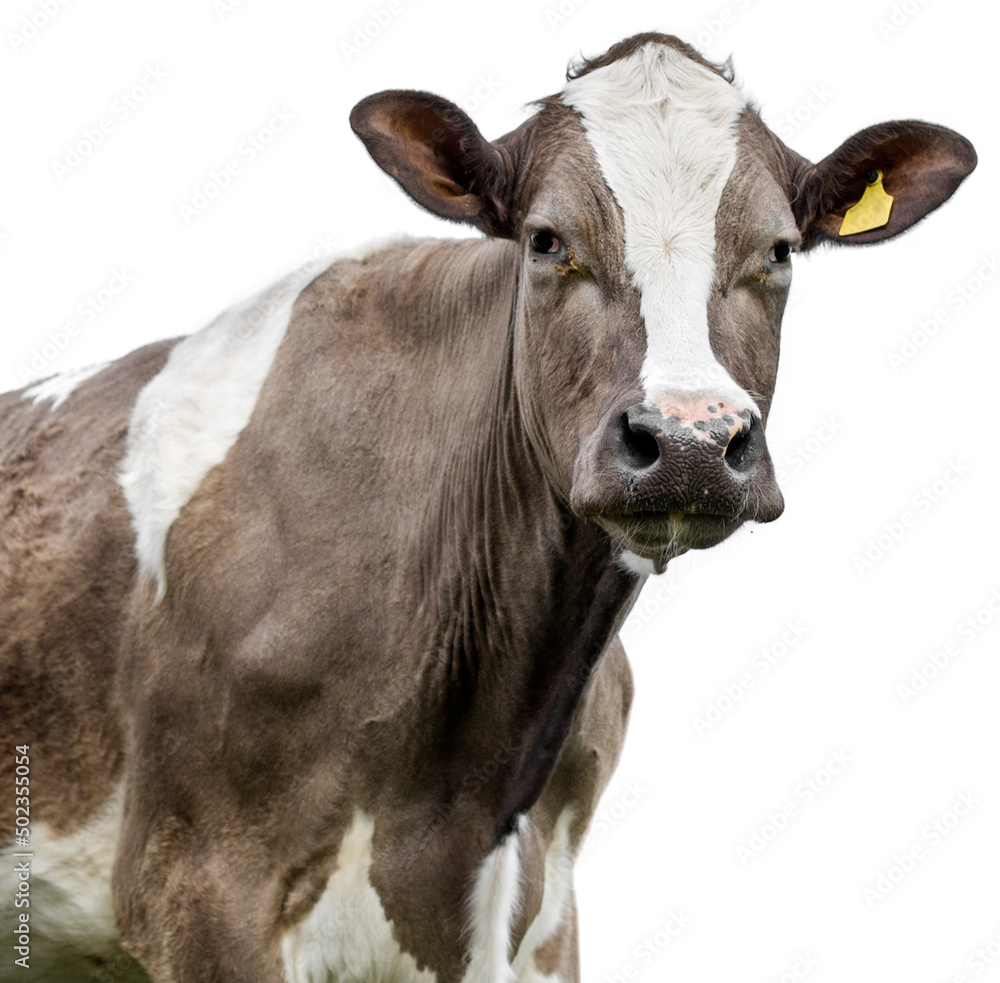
[279,807,576,983]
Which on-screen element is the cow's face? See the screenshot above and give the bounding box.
[351,33,975,571]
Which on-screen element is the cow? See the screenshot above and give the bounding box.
[0,31,975,983]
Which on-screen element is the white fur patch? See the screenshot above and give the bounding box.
[280,809,437,983]
[561,41,756,412]
[119,256,333,602]
[0,790,146,981]
[511,809,575,982]
[283,813,529,983]
[618,550,658,577]
[461,819,526,983]
[22,362,110,410]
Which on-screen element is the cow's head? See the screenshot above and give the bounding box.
[351,33,975,572]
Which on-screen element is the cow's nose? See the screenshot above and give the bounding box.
[614,401,762,476]
[608,398,783,522]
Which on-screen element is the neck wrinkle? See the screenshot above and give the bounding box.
[404,244,637,827]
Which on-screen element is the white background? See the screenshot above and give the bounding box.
[2,0,998,981]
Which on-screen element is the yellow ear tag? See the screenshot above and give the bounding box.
[839,170,893,236]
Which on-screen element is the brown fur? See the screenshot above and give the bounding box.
[0,342,174,838]
[0,32,975,983]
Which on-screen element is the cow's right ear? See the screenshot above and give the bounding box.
[792,120,977,250]
[350,90,514,237]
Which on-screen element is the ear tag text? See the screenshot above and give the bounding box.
[839,169,893,236]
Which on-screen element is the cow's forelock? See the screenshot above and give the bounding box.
[560,41,755,414]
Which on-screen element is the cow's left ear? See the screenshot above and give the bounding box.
[350,90,514,237]
[793,121,976,250]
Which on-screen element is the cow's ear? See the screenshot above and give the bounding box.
[793,121,976,250]
[350,90,513,237]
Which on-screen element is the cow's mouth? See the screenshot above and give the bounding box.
[597,510,745,566]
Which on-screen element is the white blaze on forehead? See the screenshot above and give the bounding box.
[561,42,755,411]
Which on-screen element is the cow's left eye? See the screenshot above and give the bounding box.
[529,229,564,256]
[767,242,793,265]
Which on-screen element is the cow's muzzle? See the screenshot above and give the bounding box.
[571,397,784,564]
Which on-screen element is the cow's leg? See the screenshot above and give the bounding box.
[113,801,288,983]
[514,635,634,983]
[513,896,580,983]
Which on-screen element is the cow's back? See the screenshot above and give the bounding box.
[0,341,175,836]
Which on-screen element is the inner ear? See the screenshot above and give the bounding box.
[794,120,976,249]
[350,90,513,236]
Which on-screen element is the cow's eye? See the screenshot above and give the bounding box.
[767,241,792,265]
[529,229,563,256]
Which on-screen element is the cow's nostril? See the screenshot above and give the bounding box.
[614,411,660,471]
[724,416,761,473]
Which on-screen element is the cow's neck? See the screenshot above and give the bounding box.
[402,238,640,843]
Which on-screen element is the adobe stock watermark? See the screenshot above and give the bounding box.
[773,84,833,141]
[15,268,134,386]
[621,576,684,638]
[8,0,72,54]
[223,235,340,344]
[773,416,843,485]
[736,749,852,863]
[213,0,249,19]
[583,779,648,852]
[896,588,1000,706]
[851,459,971,575]
[939,920,1000,983]
[887,254,998,370]
[178,107,295,223]
[863,790,979,907]
[341,1,403,62]
[692,619,808,737]
[767,952,820,983]
[545,0,589,29]
[877,0,935,40]
[690,0,752,50]
[51,66,169,182]
[458,75,500,117]
[603,911,693,983]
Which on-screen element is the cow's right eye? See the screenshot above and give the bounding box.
[767,241,793,265]
[529,229,563,256]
